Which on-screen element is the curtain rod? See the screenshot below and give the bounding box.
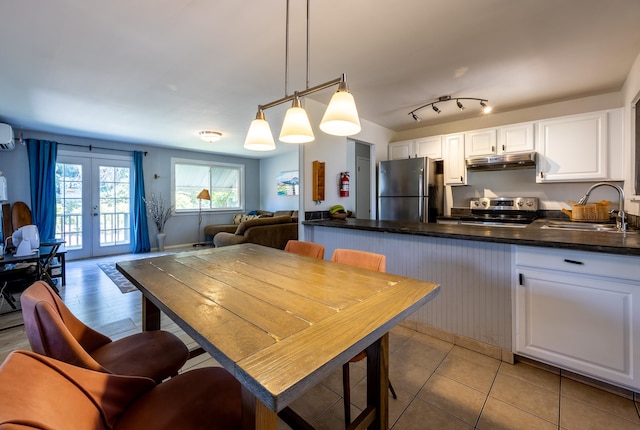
[58,142,147,156]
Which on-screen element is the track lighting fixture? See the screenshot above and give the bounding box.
[408,96,491,122]
[244,0,360,151]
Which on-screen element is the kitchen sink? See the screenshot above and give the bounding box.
[540,220,632,233]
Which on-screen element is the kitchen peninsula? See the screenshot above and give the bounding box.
[303,218,640,393]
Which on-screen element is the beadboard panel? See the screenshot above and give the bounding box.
[306,226,513,350]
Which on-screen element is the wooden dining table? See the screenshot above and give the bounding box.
[116,243,440,430]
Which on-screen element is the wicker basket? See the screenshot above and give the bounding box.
[562,200,612,222]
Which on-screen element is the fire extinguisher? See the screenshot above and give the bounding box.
[339,172,350,197]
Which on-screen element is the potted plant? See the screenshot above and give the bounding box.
[144,193,173,251]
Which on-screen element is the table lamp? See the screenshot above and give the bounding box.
[194,189,211,247]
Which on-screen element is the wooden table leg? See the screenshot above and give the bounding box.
[241,386,277,430]
[365,333,389,430]
[142,296,161,331]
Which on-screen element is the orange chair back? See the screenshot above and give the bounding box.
[284,240,325,259]
[20,281,111,372]
[331,249,386,272]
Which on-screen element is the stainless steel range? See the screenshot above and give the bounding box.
[460,197,539,228]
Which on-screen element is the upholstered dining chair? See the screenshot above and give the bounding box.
[0,350,241,429]
[331,248,397,426]
[284,240,325,259]
[20,280,189,383]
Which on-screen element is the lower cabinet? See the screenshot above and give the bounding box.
[514,246,640,390]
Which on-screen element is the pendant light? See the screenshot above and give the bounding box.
[320,80,361,136]
[244,0,361,150]
[244,109,276,151]
[280,93,314,143]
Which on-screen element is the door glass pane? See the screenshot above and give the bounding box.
[55,163,83,249]
[99,165,130,247]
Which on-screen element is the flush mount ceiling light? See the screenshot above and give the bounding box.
[199,131,222,142]
[244,0,361,151]
[408,96,491,122]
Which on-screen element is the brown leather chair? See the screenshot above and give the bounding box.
[284,240,325,259]
[20,280,189,383]
[331,249,397,426]
[0,350,241,429]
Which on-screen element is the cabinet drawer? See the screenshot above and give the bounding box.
[515,246,640,280]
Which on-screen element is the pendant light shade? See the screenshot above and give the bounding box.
[279,95,315,143]
[320,84,361,136]
[244,110,276,151]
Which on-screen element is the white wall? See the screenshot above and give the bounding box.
[259,150,300,212]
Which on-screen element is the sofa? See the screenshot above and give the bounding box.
[212,214,298,249]
[204,210,298,242]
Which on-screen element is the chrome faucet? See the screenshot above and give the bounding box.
[577,182,626,231]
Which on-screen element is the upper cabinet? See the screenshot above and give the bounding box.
[536,109,623,183]
[465,123,535,157]
[388,136,442,160]
[499,122,535,154]
[464,129,497,157]
[388,140,412,160]
[443,133,466,186]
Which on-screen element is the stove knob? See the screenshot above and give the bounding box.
[525,200,533,207]
[473,200,480,207]
[517,200,523,207]
[481,200,488,207]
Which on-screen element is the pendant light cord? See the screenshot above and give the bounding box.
[284,0,290,97]
[306,0,310,90]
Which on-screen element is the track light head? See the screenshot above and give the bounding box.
[432,105,441,114]
[480,100,492,113]
[456,100,465,110]
[411,112,421,122]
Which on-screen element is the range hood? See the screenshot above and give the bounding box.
[465,151,537,171]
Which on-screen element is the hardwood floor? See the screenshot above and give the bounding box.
[0,250,199,363]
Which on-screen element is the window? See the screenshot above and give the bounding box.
[173,159,244,211]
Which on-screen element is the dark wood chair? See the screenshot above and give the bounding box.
[0,350,241,429]
[20,280,189,383]
[331,249,398,427]
[284,240,325,259]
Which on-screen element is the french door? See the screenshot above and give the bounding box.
[56,152,133,260]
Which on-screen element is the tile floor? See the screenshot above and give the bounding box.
[187,324,640,429]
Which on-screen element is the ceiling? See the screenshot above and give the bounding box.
[1,0,640,158]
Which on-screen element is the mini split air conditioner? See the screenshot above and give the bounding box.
[0,123,15,151]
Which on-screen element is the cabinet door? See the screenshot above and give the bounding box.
[536,111,607,182]
[516,268,639,390]
[443,133,466,185]
[464,129,497,157]
[415,136,442,159]
[498,122,534,153]
[388,140,412,160]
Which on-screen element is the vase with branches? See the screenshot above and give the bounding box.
[144,193,173,233]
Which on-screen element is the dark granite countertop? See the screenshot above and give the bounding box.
[302,218,640,256]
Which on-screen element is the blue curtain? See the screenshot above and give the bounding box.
[26,139,57,241]
[131,151,150,253]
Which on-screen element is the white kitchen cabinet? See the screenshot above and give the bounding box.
[414,136,442,159]
[465,123,534,157]
[514,246,640,391]
[443,133,466,185]
[536,109,623,183]
[388,136,442,160]
[498,122,535,153]
[388,140,412,160]
[464,129,497,157]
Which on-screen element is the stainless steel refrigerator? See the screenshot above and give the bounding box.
[377,157,443,222]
